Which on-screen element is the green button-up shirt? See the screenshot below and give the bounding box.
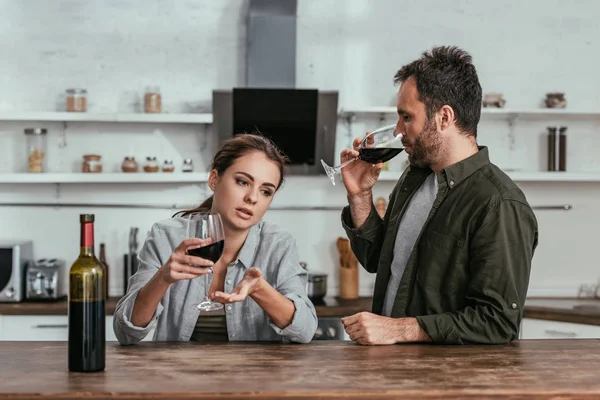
[341,146,538,344]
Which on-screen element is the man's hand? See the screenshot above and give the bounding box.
[341,312,431,345]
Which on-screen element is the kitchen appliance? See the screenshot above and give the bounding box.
[0,241,33,302]
[212,88,338,175]
[300,262,328,305]
[25,258,65,300]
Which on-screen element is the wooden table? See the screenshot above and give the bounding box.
[1,340,600,399]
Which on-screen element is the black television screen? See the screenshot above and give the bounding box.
[232,88,319,165]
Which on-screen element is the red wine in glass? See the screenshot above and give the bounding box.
[186,213,225,312]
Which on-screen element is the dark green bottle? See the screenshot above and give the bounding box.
[68,214,106,372]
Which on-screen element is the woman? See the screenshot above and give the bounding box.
[114,134,317,344]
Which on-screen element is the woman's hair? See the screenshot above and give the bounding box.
[174,133,289,218]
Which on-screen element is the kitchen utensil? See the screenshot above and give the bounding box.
[300,261,328,304]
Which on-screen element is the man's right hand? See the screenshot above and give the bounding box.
[340,136,384,196]
[158,238,214,284]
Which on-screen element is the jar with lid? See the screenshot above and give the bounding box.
[82,154,102,173]
[182,158,194,172]
[162,160,175,173]
[143,156,159,173]
[66,89,87,112]
[121,157,138,173]
[547,126,567,172]
[25,128,48,173]
[144,86,161,113]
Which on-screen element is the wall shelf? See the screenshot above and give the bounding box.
[339,107,600,119]
[378,171,600,183]
[0,112,213,124]
[0,173,209,184]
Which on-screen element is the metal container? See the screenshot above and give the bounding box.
[300,262,327,303]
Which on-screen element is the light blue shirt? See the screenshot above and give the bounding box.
[113,217,318,344]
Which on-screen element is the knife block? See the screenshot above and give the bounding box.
[339,263,359,300]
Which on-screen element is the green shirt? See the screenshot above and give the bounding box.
[341,147,539,344]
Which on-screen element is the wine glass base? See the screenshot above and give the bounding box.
[197,300,224,312]
[320,159,337,185]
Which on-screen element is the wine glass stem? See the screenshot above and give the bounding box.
[204,272,210,301]
[336,157,357,172]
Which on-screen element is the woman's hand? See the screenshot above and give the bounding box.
[210,267,264,303]
[158,238,215,284]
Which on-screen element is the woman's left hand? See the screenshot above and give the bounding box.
[210,267,264,303]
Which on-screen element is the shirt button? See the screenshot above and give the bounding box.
[226,305,232,311]
[403,187,408,191]
[231,334,235,338]
[449,180,455,186]
[511,303,517,309]
[226,280,231,285]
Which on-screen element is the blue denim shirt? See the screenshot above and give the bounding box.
[113,217,318,344]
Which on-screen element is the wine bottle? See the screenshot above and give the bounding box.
[99,243,109,299]
[68,214,106,372]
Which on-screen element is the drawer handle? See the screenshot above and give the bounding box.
[545,329,577,338]
[34,324,68,329]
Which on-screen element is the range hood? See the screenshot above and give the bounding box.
[212,0,338,175]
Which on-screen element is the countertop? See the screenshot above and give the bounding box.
[1,340,600,399]
[2,297,600,325]
[0,296,373,318]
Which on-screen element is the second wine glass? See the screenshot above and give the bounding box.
[320,124,404,185]
[186,212,226,312]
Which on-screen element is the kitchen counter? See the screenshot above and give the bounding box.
[1,340,600,399]
[0,296,373,318]
[524,297,600,326]
[2,297,600,326]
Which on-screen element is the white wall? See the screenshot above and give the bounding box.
[1,0,599,298]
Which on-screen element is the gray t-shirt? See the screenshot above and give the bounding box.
[382,172,438,317]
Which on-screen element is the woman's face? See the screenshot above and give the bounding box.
[209,151,281,232]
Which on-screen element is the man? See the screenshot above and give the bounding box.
[339,46,538,345]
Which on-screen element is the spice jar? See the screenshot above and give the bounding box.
[144,86,161,113]
[182,158,194,172]
[143,156,159,173]
[25,128,48,173]
[66,89,87,112]
[82,154,103,173]
[162,160,175,173]
[121,157,138,173]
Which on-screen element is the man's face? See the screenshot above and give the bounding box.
[396,77,443,168]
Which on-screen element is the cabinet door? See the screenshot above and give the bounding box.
[2,316,69,341]
[521,318,600,339]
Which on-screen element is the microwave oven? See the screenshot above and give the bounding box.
[0,241,33,302]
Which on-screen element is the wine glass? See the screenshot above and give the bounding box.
[186,213,226,311]
[320,124,404,185]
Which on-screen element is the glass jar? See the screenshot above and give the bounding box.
[162,160,175,173]
[182,158,194,173]
[24,128,48,173]
[144,86,161,113]
[82,154,102,173]
[143,156,159,173]
[121,157,138,173]
[66,89,87,112]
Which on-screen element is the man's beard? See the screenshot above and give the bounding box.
[407,119,443,168]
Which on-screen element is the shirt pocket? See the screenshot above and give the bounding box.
[416,230,468,296]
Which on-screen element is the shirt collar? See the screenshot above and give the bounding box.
[439,146,490,189]
[234,222,260,269]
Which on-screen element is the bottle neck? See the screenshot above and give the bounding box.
[80,221,95,257]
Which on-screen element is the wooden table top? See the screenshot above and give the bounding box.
[1,340,600,399]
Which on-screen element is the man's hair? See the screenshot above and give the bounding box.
[394,46,482,138]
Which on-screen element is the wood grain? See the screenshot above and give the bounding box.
[1,340,600,399]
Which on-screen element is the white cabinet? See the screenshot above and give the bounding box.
[0,315,154,341]
[521,318,600,339]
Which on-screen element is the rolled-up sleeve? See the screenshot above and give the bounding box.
[113,223,166,345]
[268,234,318,343]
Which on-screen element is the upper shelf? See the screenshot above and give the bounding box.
[340,107,600,119]
[0,173,209,184]
[0,112,213,124]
